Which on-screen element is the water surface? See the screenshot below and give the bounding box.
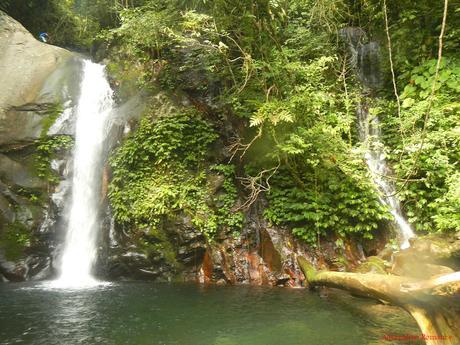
[0,282,422,345]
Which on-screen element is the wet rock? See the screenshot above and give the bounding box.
[199,249,214,283]
[104,211,208,281]
[0,194,14,222]
[377,246,394,261]
[258,228,282,273]
[0,251,26,281]
[389,233,460,280]
[26,255,53,280]
[338,27,382,90]
[339,27,367,48]
[275,273,292,286]
[104,173,388,286]
[202,244,237,284]
[107,250,160,280]
[207,173,225,194]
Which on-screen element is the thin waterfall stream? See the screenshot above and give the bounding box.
[53,60,114,288]
[357,105,415,248]
[349,35,415,249]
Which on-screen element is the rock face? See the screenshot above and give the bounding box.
[103,194,375,287]
[0,11,70,146]
[0,11,72,282]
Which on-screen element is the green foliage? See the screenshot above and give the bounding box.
[241,52,390,243]
[109,110,243,240]
[0,221,31,261]
[210,164,244,237]
[264,159,389,246]
[380,58,460,233]
[400,59,460,101]
[23,0,455,243]
[101,5,234,94]
[104,1,396,244]
[432,172,460,232]
[36,136,73,184]
[0,0,125,48]
[40,103,64,136]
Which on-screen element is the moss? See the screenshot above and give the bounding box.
[297,256,318,283]
[332,255,349,271]
[141,227,181,269]
[40,102,64,137]
[153,241,179,268]
[12,187,46,205]
[106,60,148,99]
[0,221,31,261]
[355,256,387,274]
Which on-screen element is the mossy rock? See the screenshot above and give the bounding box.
[0,221,32,261]
[355,256,387,274]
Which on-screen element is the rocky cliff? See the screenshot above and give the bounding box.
[0,11,72,281]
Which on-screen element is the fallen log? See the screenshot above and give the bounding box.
[298,256,460,345]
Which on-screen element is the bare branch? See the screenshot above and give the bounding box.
[227,127,263,162]
[236,160,280,211]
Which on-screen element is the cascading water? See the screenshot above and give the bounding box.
[340,28,415,249]
[53,60,114,288]
[357,106,415,249]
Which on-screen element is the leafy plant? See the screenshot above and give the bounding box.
[0,221,31,261]
[380,59,460,233]
[35,136,73,184]
[109,109,243,240]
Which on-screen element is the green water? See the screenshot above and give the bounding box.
[0,282,422,345]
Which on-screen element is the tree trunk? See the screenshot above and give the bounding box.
[297,256,460,345]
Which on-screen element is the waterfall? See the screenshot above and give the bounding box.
[350,35,415,249]
[339,28,415,248]
[54,60,114,288]
[357,106,415,249]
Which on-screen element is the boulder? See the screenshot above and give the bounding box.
[0,154,45,189]
[0,11,71,146]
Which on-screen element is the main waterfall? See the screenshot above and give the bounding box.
[54,60,114,288]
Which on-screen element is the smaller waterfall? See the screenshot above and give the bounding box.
[358,106,415,249]
[53,60,114,288]
[340,28,415,249]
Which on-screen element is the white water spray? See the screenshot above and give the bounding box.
[54,60,114,288]
[358,107,415,249]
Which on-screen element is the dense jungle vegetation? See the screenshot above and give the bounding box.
[3,0,459,245]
